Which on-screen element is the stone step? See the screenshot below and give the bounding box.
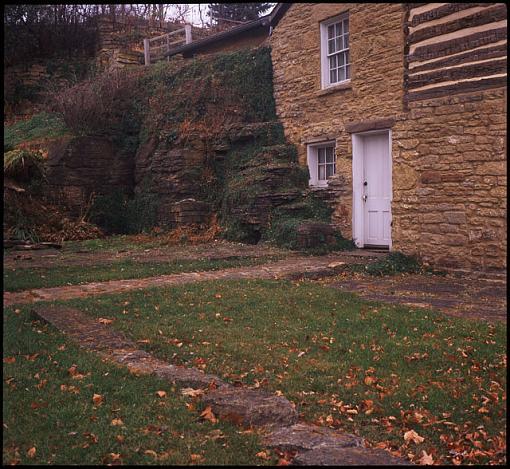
[263,423,363,452]
[202,386,298,428]
[293,446,412,466]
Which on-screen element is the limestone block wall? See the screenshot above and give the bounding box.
[270,3,507,273]
[269,2,406,237]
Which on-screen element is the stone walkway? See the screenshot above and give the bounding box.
[3,252,383,307]
[31,305,410,466]
[326,272,507,322]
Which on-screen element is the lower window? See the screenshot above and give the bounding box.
[307,142,336,187]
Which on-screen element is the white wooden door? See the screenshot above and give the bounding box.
[362,133,391,247]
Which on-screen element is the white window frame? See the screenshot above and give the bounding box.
[307,141,336,188]
[320,13,350,89]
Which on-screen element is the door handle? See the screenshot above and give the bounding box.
[362,195,367,203]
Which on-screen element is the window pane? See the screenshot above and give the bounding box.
[318,164,326,180]
[336,22,342,37]
[338,53,344,66]
[328,38,335,54]
[338,66,345,82]
[345,50,350,65]
[326,147,335,163]
[346,64,350,79]
[328,24,334,39]
[343,33,349,50]
[344,18,349,33]
[329,54,337,68]
[329,65,337,84]
[318,148,325,164]
[326,163,335,178]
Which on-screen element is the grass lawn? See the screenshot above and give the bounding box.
[4,256,281,292]
[2,306,273,465]
[49,279,506,466]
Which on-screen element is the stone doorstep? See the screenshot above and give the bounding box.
[30,305,412,465]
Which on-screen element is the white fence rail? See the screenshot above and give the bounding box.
[144,24,192,65]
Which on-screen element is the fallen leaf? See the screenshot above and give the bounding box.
[115,435,125,443]
[3,357,16,364]
[256,451,270,460]
[111,418,124,426]
[67,365,78,376]
[155,390,167,398]
[92,394,103,405]
[419,450,434,465]
[181,388,204,398]
[190,453,204,463]
[404,429,425,444]
[144,450,158,459]
[27,447,36,458]
[98,318,113,325]
[364,375,378,386]
[214,294,222,299]
[200,406,218,424]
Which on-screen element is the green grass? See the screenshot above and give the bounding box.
[3,306,272,465]
[64,235,170,253]
[4,112,69,151]
[4,256,282,292]
[49,280,506,465]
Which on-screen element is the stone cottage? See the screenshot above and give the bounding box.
[269,3,507,274]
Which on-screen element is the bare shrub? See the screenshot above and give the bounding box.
[48,68,142,135]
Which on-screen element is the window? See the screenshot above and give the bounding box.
[320,13,350,88]
[307,142,336,187]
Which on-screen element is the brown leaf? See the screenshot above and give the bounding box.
[364,375,377,386]
[190,453,204,463]
[3,357,16,364]
[98,318,113,325]
[27,447,36,458]
[67,365,78,376]
[256,451,270,460]
[144,450,158,459]
[404,429,425,444]
[155,390,167,398]
[200,406,218,424]
[115,435,125,443]
[111,418,124,426]
[181,388,204,398]
[418,450,434,465]
[92,394,103,405]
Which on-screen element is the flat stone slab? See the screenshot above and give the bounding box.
[31,306,226,389]
[293,446,413,466]
[202,387,298,428]
[264,423,363,452]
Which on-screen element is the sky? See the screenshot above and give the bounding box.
[170,3,277,26]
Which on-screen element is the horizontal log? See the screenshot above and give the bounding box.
[408,4,507,44]
[410,27,507,62]
[410,3,495,27]
[407,57,507,89]
[405,75,507,102]
[408,42,507,73]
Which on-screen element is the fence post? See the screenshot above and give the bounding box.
[144,38,150,65]
[184,24,192,44]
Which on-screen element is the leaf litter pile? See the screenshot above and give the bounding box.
[4,279,506,465]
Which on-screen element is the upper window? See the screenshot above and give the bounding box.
[307,142,336,187]
[320,14,350,88]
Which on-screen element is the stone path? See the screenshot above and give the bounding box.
[3,240,290,270]
[326,272,507,322]
[31,305,410,466]
[3,252,383,307]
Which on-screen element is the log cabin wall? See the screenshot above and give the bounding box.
[392,3,507,272]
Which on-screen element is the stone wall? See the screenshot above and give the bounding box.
[270,3,507,273]
[45,136,134,215]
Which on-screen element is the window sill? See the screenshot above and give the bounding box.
[309,183,329,190]
[317,80,352,96]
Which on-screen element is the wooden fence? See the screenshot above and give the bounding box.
[143,24,192,65]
